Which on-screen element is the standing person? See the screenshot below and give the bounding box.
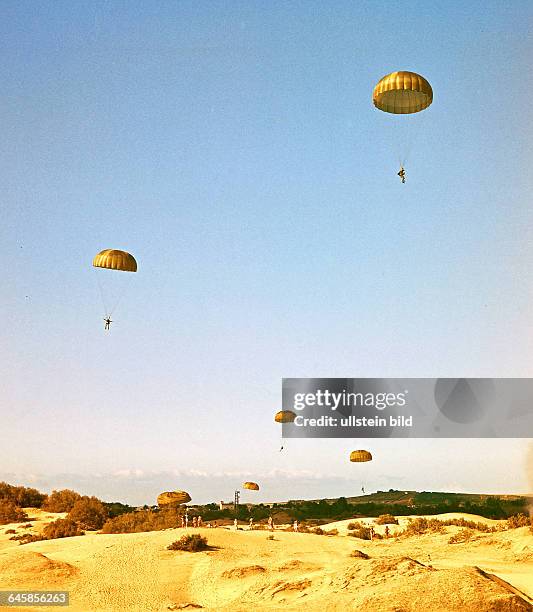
[234,518,238,530]
[385,525,390,538]
[185,513,189,528]
[197,516,202,528]
[192,516,197,528]
[249,517,253,531]
[180,515,185,528]
[370,526,375,541]
[267,516,273,531]
[293,520,299,533]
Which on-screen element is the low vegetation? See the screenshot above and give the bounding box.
[375,514,399,525]
[167,534,208,552]
[0,500,28,525]
[43,518,85,539]
[102,508,182,534]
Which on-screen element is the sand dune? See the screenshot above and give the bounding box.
[0,512,532,611]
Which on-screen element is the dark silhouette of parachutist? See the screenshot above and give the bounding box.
[279,445,284,452]
[361,486,365,494]
[104,317,112,330]
[398,166,406,183]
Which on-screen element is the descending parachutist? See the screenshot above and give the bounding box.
[104,316,112,330]
[279,445,284,452]
[397,166,406,183]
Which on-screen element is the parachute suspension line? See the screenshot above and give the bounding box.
[107,282,128,318]
[95,270,110,318]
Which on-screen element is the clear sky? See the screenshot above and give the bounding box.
[1,1,532,506]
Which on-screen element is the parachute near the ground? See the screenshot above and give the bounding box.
[243,482,259,491]
[372,71,433,169]
[274,410,296,423]
[350,450,372,463]
[92,249,137,321]
[157,490,191,506]
[93,249,137,272]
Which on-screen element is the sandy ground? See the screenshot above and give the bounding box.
[0,511,531,611]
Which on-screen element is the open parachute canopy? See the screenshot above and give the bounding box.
[243,482,259,491]
[373,71,432,115]
[274,410,296,424]
[157,491,191,506]
[93,249,137,272]
[350,450,372,463]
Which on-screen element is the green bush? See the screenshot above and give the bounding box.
[167,534,208,552]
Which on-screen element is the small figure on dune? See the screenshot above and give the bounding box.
[197,515,202,527]
[104,316,112,330]
[185,514,189,528]
[293,519,299,533]
[249,517,254,531]
[370,526,375,541]
[192,516,197,528]
[385,525,390,538]
[268,516,274,531]
[234,518,238,530]
[397,166,406,183]
[180,515,185,528]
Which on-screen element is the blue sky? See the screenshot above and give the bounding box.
[1,1,532,505]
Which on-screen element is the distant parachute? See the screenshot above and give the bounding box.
[243,482,259,491]
[372,70,433,171]
[350,450,372,463]
[157,491,191,506]
[93,249,137,272]
[274,410,296,423]
[93,249,137,324]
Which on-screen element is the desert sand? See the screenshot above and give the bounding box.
[0,509,532,611]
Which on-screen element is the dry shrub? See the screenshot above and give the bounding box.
[375,514,399,525]
[347,521,363,530]
[348,525,372,540]
[67,497,108,530]
[102,507,182,534]
[506,514,531,529]
[43,518,84,539]
[42,489,82,513]
[440,518,495,532]
[266,535,275,540]
[401,518,445,536]
[448,528,475,544]
[0,482,45,507]
[350,549,370,559]
[5,529,16,534]
[167,534,208,552]
[0,501,27,525]
[10,533,46,545]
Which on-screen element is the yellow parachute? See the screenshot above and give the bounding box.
[349,450,372,463]
[93,249,137,272]
[243,482,259,491]
[157,490,191,506]
[373,71,433,114]
[274,410,296,423]
[373,71,433,171]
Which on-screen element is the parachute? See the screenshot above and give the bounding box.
[92,249,137,323]
[243,482,259,491]
[373,71,433,115]
[93,249,138,272]
[157,490,191,506]
[372,71,433,170]
[350,450,372,463]
[274,410,296,423]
